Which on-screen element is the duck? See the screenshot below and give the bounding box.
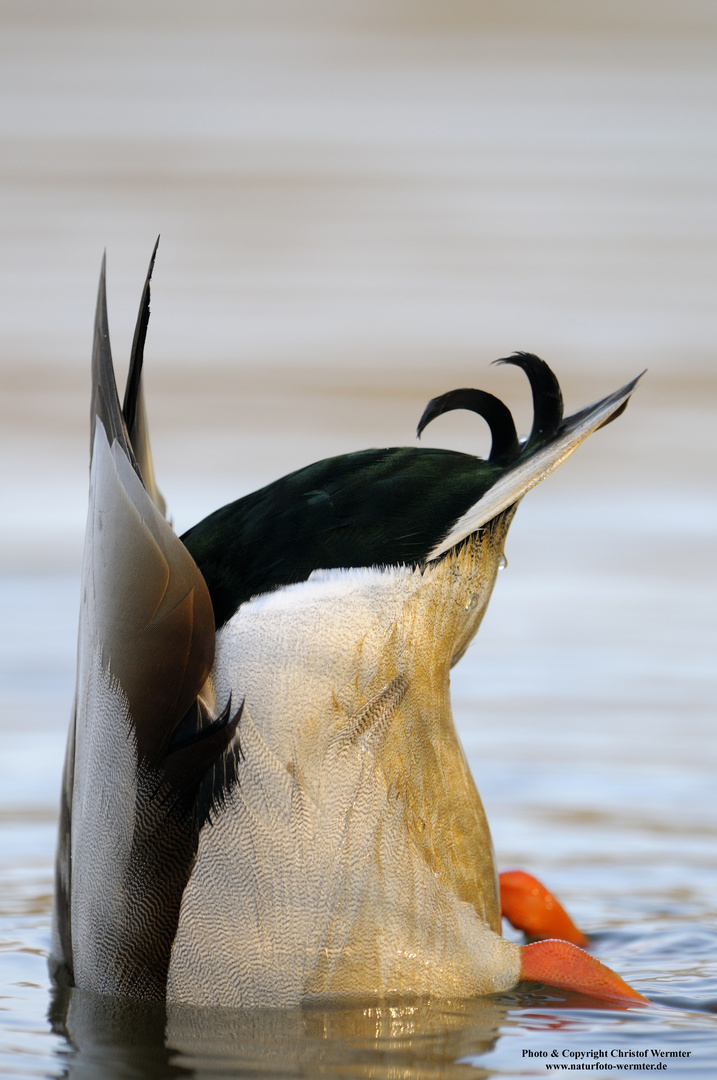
[51,244,647,1008]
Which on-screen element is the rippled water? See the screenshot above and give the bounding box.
[1,1,716,1076]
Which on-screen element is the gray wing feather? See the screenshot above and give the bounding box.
[53,255,217,998]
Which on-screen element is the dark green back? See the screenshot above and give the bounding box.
[181,447,502,629]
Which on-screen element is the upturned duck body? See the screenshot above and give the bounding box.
[51,247,646,1007]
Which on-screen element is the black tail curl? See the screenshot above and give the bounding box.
[417,352,566,462]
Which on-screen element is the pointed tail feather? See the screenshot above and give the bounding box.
[122,237,167,515]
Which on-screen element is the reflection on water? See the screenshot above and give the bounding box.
[43,978,717,1079]
[50,987,508,1079]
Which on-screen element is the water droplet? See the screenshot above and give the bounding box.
[499,553,508,571]
[465,594,478,611]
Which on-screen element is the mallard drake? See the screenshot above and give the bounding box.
[51,246,646,1007]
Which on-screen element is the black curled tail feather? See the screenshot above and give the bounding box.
[494,352,564,451]
[416,388,520,464]
[416,352,565,464]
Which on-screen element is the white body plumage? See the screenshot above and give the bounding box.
[169,531,521,1005]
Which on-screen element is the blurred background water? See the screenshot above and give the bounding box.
[0,1,715,1076]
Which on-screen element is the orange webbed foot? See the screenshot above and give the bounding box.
[520,939,648,1005]
[500,870,588,947]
